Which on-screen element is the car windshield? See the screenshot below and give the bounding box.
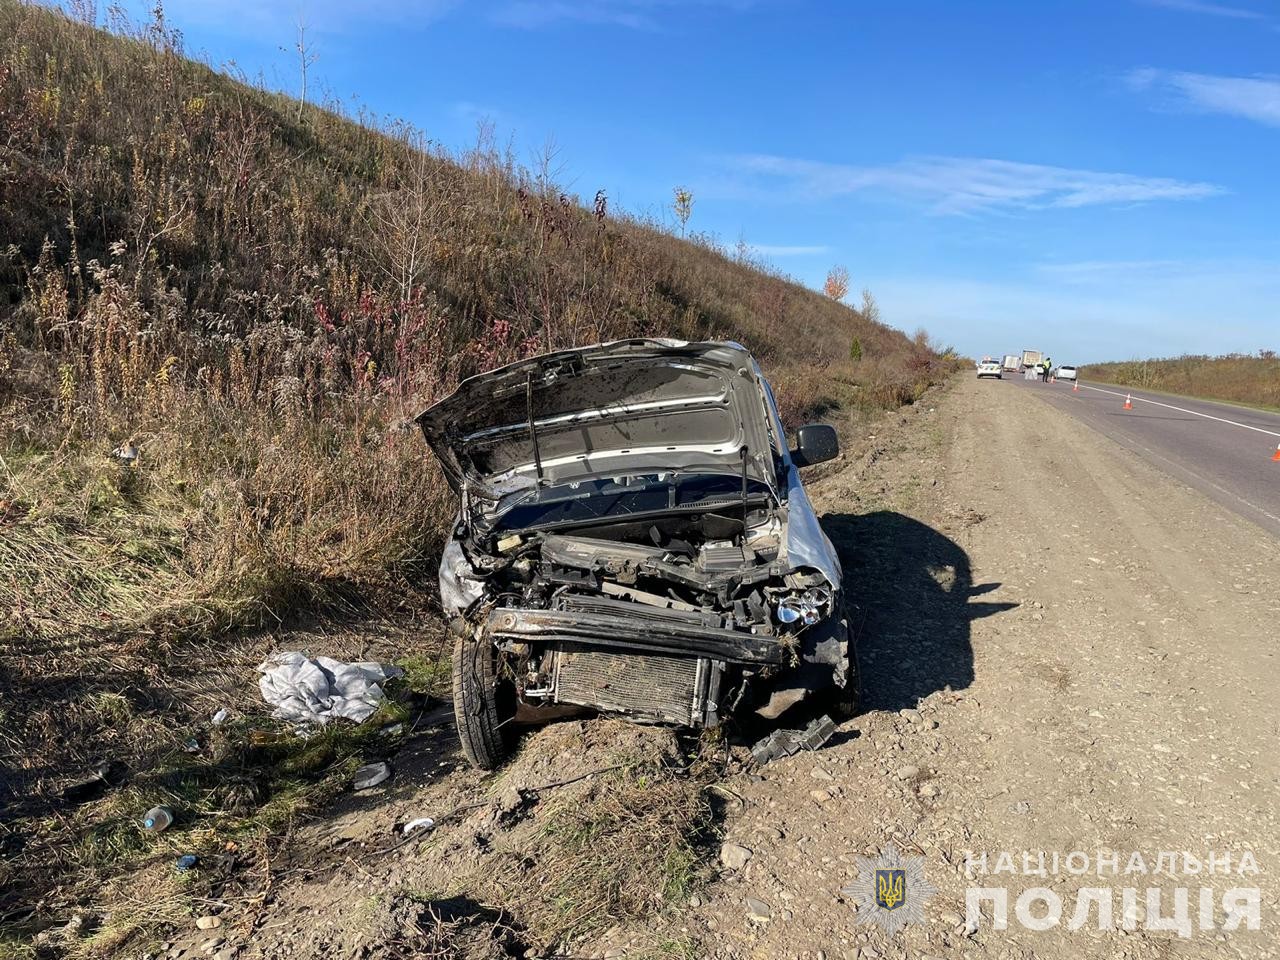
[490,472,776,532]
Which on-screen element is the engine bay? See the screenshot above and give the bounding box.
[471,510,834,640]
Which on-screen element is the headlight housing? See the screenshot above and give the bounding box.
[774,585,832,627]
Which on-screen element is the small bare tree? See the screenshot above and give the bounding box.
[292,17,318,121]
[368,135,440,305]
[673,186,693,236]
[859,287,881,324]
[823,265,850,301]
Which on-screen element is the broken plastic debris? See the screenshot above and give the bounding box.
[176,854,199,872]
[750,714,837,766]
[353,761,392,790]
[402,817,435,835]
[211,708,230,726]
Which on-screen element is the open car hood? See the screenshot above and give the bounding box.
[416,339,778,501]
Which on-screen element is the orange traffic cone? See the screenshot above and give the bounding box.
[1072,380,1079,392]
[1123,394,1133,410]
[1272,444,1280,462]
[1050,376,1056,384]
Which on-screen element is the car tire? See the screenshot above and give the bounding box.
[452,629,517,770]
[831,606,863,720]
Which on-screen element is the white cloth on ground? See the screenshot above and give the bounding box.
[256,651,404,724]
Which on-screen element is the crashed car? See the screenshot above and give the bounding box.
[417,339,859,768]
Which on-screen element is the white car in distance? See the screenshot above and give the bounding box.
[1055,365,1078,381]
[976,360,1003,379]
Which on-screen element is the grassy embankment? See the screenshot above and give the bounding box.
[0,2,958,953]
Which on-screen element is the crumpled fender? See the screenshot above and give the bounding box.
[439,535,485,617]
[779,462,842,587]
[751,460,851,719]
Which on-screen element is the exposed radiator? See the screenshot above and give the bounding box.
[552,642,709,725]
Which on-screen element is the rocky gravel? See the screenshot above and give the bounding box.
[671,374,1279,958]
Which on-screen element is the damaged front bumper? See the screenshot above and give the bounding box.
[484,600,792,665]
[483,600,793,728]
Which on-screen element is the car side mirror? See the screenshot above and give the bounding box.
[791,423,839,467]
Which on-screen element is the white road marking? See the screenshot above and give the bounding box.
[1063,382,1280,439]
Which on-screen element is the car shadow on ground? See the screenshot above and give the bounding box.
[821,510,1018,713]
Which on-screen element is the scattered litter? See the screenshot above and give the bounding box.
[211,708,230,727]
[402,817,435,835]
[175,854,199,872]
[353,761,392,790]
[142,805,174,833]
[182,737,201,753]
[379,723,404,737]
[257,653,404,725]
[750,714,837,765]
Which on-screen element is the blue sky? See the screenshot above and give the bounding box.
[122,0,1278,362]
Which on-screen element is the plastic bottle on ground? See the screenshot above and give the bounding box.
[142,805,174,832]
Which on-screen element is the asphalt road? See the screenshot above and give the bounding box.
[999,373,1280,539]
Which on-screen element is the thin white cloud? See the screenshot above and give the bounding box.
[493,2,652,29]
[491,0,758,30]
[747,244,829,257]
[727,154,1224,215]
[1128,68,1280,126]
[1137,0,1265,20]
[1035,259,1188,281]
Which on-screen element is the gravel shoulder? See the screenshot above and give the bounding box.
[682,373,1279,958]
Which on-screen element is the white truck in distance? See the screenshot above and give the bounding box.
[1002,354,1020,372]
[1022,349,1042,370]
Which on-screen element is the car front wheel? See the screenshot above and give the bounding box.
[452,628,517,769]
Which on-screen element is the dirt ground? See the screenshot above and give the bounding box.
[154,373,1278,960]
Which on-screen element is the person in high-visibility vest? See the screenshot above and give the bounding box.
[1041,357,1053,382]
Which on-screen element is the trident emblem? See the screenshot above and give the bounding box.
[875,869,906,910]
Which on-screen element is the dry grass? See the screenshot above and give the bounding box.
[1082,352,1280,410]
[0,0,948,655]
[477,764,714,947]
[398,719,720,956]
